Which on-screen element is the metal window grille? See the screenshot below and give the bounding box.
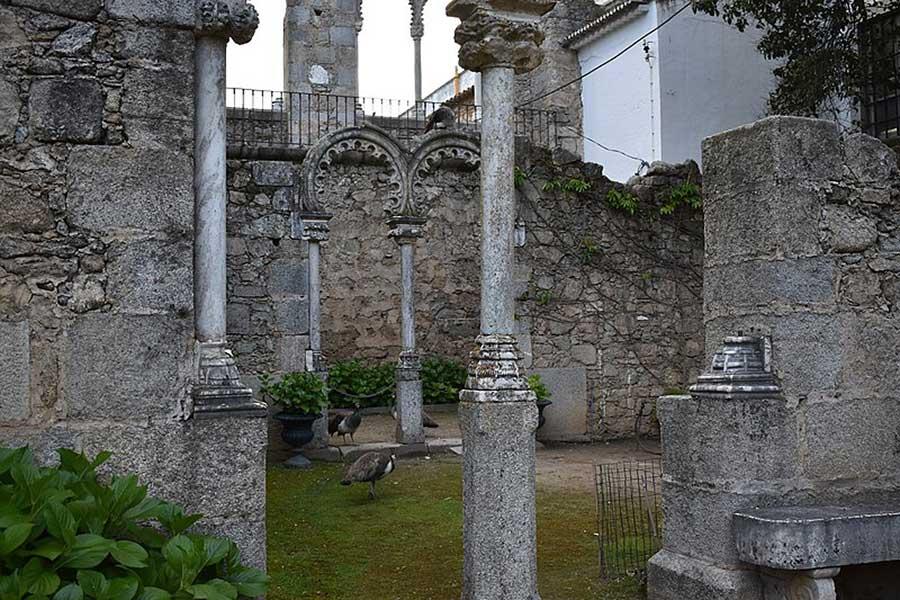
[594,459,663,579]
[225,88,559,152]
[861,6,900,141]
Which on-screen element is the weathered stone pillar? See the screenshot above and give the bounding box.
[192,0,266,417]
[390,217,426,444]
[409,0,427,101]
[446,2,554,598]
[299,213,332,447]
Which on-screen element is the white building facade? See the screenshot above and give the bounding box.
[566,0,776,181]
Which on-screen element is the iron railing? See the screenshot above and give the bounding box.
[860,6,900,140]
[225,88,559,152]
[595,459,663,579]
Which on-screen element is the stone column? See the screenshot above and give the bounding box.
[300,213,332,448]
[390,217,426,444]
[192,0,266,417]
[446,2,555,599]
[409,0,427,101]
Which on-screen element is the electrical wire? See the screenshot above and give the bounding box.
[562,125,650,175]
[518,1,694,108]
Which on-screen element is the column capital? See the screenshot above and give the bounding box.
[446,0,556,73]
[409,0,427,40]
[297,212,333,242]
[388,216,426,243]
[195,0,259,45]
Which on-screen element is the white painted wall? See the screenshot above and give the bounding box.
[577,4,661,182]
[655,2,776,168]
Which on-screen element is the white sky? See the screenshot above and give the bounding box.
[226,0,461,100]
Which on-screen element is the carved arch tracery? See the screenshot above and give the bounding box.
[296,126,481,221]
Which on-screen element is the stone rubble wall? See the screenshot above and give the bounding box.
[227,145,704,441]
[0,0,266,568]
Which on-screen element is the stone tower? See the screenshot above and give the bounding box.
[284,0,362,96]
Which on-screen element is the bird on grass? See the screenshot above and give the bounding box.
[391,406,440,428]
[341,452,396,500]
[329,407,363,444]
[424,105,456,133]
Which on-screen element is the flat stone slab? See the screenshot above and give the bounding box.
[734,505,900,570]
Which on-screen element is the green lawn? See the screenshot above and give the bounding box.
[267,458,643,600]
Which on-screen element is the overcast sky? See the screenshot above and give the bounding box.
[226,0,461,100]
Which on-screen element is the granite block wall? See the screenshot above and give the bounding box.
[0,0,266,568]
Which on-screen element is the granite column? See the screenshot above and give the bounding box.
[192,0,266,417]
[446,2,555,598]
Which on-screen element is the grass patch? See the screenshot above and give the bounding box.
[267,459,643,600]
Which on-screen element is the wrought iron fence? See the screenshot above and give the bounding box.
[594,459,663,579]
[225,88,559,152]
[861,6,900,141]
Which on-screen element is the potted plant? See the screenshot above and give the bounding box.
[528,374,553,429]
[261,372,329,448]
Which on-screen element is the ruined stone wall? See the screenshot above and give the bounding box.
[518,150,704,440]
[284,0,360,97]
[226,146,704,441]
[0,0,265,568]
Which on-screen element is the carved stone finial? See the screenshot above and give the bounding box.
[446,0,556,73]
[409,0,427,40]
[196,0,259,45]
[355,0,364,33]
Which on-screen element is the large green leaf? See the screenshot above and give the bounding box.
[27,571,60,596]
[29,540,65,561]
[161,535,193,569]
[109,541,148,569]
[75,571,106,598]
[43,503,77,548]
[0,522,34,555]
[56,535,113,569]
[198,538,231,568]
[52,584,83,600]
[135,588,170,600]
[186,580,237,600]
[225,568,268,598]
[101,577,137,600]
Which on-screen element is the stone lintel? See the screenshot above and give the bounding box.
[733,505,900,571]
[195,0,260,45]
[447,0,556,73]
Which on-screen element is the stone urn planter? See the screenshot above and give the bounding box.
[274,411,320,448]
[536,399,552,430]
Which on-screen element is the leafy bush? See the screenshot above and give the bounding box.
[0,447,267,600]
[260,372,329,415]
[421,357,467,405]
[528,374,552,404]
[327,357,468,409]
[327,360,395,409]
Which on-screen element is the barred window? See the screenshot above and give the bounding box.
[861,7,900,140]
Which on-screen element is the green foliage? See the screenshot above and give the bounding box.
[542,177,592,195]
[327,360,395,409]
[579,238,599,264]
[0,447,267,600]
[513,166,528,189]
[605,189,639,216]
[527,374,552,403]
[536,290,553,306]
[659,181,702,216]
[260,371,329,415]
[420,357,468,406]
[690,0,890,117]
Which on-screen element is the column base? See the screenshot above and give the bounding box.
[761,568,840,600]
[647,550,763,600]
[459,398,540,600]
[396,353,425,444]
[193,342,267,419]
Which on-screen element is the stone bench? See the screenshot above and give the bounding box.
[733,505,900,599]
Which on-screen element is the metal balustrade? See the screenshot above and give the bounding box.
[225,88,559,154]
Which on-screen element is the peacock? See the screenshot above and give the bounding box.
[328,407,363,444]
[424,105,456,133]
[391,405,440,428]
[341,452,396,500]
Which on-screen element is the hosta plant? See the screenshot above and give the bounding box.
[0,447,268,600]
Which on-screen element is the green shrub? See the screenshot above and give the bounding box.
[421,357,467,405]
[0,447,267,600]
[327,360,395,409]
[528,374,552,404]
[260,371,328,415]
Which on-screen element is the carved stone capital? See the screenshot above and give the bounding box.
[193,341,266,418]
[388,216,426,244]
[447,0,556,73]
[296,213,333,242]
[397,351,422,380]
[761,568,840,600]
[409,0,427,39]
[459,334,535,402]
[196,0,259,45]
[305,349,327,373]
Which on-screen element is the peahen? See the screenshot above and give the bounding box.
[424,105,456,133]
[341,452,396,500]
[391,405,439,428]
